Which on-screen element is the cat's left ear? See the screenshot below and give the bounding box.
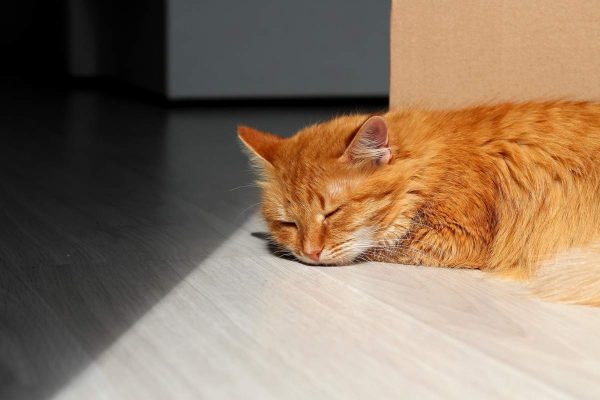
[340,116,391,165]
[237,125,283,166]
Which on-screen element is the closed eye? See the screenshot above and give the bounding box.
[278,221,297,228]
[324,206,342,219]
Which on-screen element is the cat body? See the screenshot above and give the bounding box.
[239,101,600,305]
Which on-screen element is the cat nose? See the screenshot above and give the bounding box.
[306,250,322,262]
[304,246,323,262]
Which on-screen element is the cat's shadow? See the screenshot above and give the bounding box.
[251,232,297,261]
[251,231,329,266]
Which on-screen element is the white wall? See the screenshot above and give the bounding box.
[69,0,389,99]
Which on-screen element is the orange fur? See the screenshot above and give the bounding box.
[238,101,600,306]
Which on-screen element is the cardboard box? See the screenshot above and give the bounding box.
[389,0,600,109]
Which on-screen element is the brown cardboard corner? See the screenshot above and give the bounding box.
[389,0,600,110]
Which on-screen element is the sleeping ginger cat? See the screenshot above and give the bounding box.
[238,101,600,306]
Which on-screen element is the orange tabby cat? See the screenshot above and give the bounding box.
[238,101,600,306]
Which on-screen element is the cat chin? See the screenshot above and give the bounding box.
[298,259,352,267]
[294,255,333,266]
[295,253,360,266]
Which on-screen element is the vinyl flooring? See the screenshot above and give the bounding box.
[1,81,599,400]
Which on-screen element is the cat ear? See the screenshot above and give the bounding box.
[340,116,391,165]
[237,125,284,166]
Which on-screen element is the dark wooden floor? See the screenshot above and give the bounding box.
[0,79,383,400]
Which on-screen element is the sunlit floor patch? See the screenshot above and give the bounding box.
[53,217,600,400]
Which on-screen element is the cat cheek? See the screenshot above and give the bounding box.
[278,229,295,242]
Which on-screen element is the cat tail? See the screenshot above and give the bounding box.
[529,242,600,307]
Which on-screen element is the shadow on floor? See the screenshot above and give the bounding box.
[0,80,386,400]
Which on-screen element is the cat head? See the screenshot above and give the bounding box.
[238,114,402,265]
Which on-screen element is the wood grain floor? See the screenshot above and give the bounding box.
[2,81,600,400]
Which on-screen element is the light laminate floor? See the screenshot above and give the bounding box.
[1,81,600,400]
